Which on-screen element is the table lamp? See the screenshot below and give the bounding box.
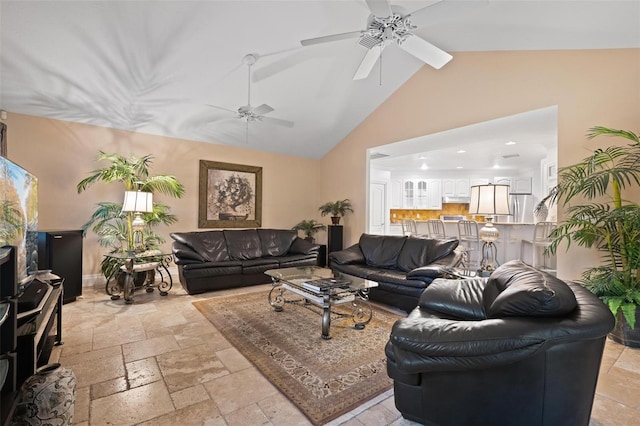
[468,184,511,276]
[122,190,153,251]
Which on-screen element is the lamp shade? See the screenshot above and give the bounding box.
[122,191,153,213]
[469,184,511,216]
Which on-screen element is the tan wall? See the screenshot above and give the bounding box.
[321,48,640,280]
[5,113,322,275]
[4,49,640,280]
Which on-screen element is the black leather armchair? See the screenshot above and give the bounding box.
[386,260,615,426]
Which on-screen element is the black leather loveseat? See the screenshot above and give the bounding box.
[328,234,463,312]
[386,260,615,426]
[171,229,320,294]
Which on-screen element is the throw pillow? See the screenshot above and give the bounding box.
[485,260,577,318]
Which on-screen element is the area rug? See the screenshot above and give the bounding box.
[193,290,402,425]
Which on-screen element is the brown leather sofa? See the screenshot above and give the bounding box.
[328,234,464,312]
[171,229,320,294]
[386,260,615,426]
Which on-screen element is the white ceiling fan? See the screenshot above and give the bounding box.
[207,54,294,142]
[300,0,453,80]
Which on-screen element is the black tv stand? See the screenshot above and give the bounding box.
[15,283,63,387]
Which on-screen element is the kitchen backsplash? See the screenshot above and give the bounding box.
[390,203,485,223]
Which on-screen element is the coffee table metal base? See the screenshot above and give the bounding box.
[268,280,373,340]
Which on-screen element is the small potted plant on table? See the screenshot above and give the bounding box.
[292,219,326,244]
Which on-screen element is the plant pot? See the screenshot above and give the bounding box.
[331,216,341,225]
[609,307,640,348]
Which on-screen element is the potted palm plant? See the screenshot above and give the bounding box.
[548,126,640,347]
[319,199,354,225]
[77,151,185,289]
[292,219,326,243]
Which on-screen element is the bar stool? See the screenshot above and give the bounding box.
[402,218,420,236]
[520,221,557,274]
[457,220,481,269]
[427,219,447,239]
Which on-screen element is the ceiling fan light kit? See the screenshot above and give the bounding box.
[206,53,294,142]
[300,0,453,80]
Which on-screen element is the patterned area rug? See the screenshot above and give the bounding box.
[193,290,401,425]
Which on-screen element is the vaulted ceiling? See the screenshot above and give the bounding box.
[1,1,639,159]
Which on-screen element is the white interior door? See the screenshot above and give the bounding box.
[369,182,386,234]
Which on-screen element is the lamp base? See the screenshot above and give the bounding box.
[477,241,498,277]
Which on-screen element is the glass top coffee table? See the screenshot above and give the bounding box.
[264,266,378,340]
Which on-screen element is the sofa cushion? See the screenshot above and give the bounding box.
[224,229,263,260]
[257,229,297,257]
[171,231,230,262]
[485,260,577,318]
[359,234,407,269]
[396,238,460,273]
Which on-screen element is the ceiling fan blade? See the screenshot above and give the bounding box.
[252,104,274,115]
[406,0,444,19]
[301,30,363,46]
[353,45,384,80]
[206,104,237,114]
[365,0,392,17]
[398,35,452,69]
[260,116,295,128]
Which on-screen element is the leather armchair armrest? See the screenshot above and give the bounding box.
[328,244,365,265]
[406,266,444,280]
[172,242,206,262]
[289,237,320,255]
[389,311,546,373]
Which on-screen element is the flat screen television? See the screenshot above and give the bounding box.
[0,156,38,287]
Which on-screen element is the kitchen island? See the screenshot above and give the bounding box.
[389,220,554,268]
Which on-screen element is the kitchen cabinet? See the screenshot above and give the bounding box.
[443,179,470,198]
[403,179,441,209]
[391,179,402,208]
[455,179,470,197]
[442,179,455,197]
[426,180,442,209]
[494,176,532,194]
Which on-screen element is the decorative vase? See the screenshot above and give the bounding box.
[609,307,640,348]
[12,363,76,425]
[534,203,548,223]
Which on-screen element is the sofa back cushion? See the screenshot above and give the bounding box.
[170,231,229,262]
[257,229,297,257]
[396,238,460,272]
[484,260,577,318]
[359,234,406,269]
[224,229,263,260]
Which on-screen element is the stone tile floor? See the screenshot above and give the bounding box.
[50,281,640,425]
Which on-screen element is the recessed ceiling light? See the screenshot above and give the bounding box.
[456,166,463,169]
[420,163,428,170]
[456,150,466,154]
[418,156,427,160]
[505,141,516,145]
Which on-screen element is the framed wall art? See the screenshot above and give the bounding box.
[198,160,262,228]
